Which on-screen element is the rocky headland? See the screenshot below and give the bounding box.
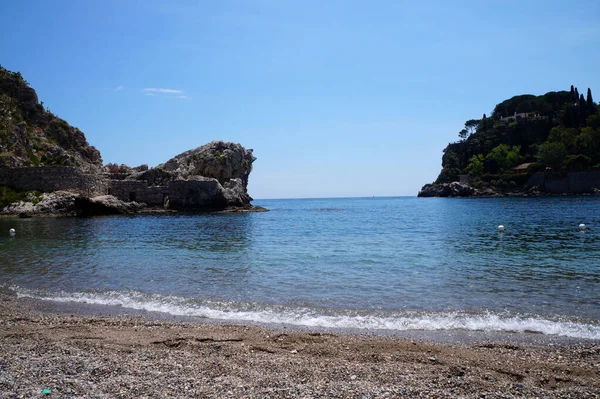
[0,65,264,216]
[417,182,550,198]
[419,85,600,197]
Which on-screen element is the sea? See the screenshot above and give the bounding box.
[1,196,599,341]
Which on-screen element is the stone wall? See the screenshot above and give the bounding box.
[1,166,246,209]
[566,171,600,193]
[528,171,600,193]
[0,166,107,196]
[108,180,167,207]
[526,172,545,189]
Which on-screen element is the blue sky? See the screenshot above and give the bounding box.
[1,0,599,199]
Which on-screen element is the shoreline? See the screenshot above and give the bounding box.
[16,292,600,347]
[0,204,269,219]
[1,294,598,397]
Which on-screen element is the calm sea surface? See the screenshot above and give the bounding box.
[1,197,599,339]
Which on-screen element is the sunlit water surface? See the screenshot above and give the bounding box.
[1,197,599,339]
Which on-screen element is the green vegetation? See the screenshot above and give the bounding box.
[436,85,600,188]
[0,186,42,208]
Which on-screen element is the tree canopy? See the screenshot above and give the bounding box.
[435,85,600,186]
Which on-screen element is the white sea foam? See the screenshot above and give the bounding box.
[12,287,600,340]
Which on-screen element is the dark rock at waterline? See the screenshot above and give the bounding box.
[418,182,475,197]
[1,191,79,216]
[74,195,146,216]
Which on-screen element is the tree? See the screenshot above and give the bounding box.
[565,154,592,170]
[537,142,566,172]
[586,113,600,129]
[575,128,594,158]
[465,154,484,178]
[441,148,461,169]
[570,85,575,101]
[465,119,481,135]
[548,126,578,153]
[486,144,523,173]
[458,119,481,139]
[587,88,595,111]
[578,94,589,122]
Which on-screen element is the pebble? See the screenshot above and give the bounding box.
[1,294,598,398]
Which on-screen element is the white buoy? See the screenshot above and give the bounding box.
[497,225,505,233]
[579,223,586,230]
[9,228,15,236]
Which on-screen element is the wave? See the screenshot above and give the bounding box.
[11,287,600,340]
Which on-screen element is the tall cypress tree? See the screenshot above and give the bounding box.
[587,88,594,110]
[570,85,575,101]
[575,87,580,102]
[579,94,588,123]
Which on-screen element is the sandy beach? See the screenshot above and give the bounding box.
[0,294,598,398]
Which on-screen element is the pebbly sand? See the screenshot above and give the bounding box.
[0,295,599,398]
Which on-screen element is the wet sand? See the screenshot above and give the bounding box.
[0,295,599,398]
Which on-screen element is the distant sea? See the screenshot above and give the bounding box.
[1,197,599,340]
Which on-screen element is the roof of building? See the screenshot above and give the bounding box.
[512,162,533,171]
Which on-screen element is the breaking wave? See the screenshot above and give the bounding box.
[11,287,600,340]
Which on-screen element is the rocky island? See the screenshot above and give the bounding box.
[419,86,600,197]
[0,65,263,216]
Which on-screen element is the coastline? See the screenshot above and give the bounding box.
[1,294,598,398]
[0,204,268,218]
[417,181,600,198]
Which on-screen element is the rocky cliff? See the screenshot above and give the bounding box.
[158,140,255,206]
[0,65,102,171]
[0,66,261,216]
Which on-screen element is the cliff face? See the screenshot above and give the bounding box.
[161,141,255,188]
[0,67,260,215]
[158,141,255,206]
[0,65,102,171]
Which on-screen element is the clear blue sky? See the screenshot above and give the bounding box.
[1,0,599,199]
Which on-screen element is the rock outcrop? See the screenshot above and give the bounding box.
[418,182,475,197]
[0,66,261,216]
[417,182,526,197]
[1,191,79,217]
[0,191,144,217]
[1,140,259,217]
[120,141,256,209]
[160,141,255,202]
[74,195,146,216]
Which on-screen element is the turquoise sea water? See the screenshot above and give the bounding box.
[1,196,599,339]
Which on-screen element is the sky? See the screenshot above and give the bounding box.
[1,0,599,199]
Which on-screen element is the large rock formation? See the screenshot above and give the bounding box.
[0,66,102,171]
[161,141,255,187]
[112,141,256,209]
[155,140,255,207]
[0,66,261,216]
